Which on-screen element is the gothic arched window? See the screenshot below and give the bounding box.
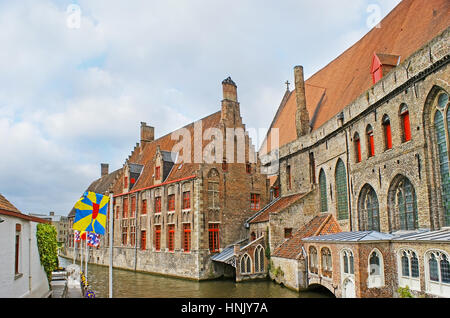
[254,245,265,273]
[335,159,348,220]
[354,132,362,163]
[400,103,411,142]
[388,175,418,231]
[319,169,328,212]
[240,253,252,275]
[358,184,380,231]
[425,250,450,297]
[433,91,450,226]
[382,114,392,150]
[366,124,375,157]
[309,246,318,274]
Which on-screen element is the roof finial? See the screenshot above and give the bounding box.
[285,80,290,91]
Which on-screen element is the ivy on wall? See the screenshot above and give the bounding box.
[36,223,59,284]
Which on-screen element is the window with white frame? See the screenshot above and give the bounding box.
[240,253,252,275]
[321,247,332,278]
[342,249,354,275]
[309,246,318,274]
[425,250,450,297]
[397,249,420,291]
[368,249,385,288]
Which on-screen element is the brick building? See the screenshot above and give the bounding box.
[256,0,450,297]
[64,78,269,280]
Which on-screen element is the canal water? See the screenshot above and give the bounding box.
[58,256,331,298]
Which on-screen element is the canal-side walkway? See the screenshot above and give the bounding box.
[50,264,83,298]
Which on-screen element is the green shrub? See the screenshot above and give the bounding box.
[36,223,59,284]
[397,286,414,298]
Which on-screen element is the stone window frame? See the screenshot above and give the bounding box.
[366,124,375,158]
[208,181,220,210]
[182,223,191,253]
[309,246,318,274]
[387,174,418,231]
[382,114,393,150]
[240,253,252,275]
[354,132,362,163]
[254,244,265,273]
[335,158,349,220]
[424,249,450,297]
[399,103,412,143]
[396,248,420,292]
[320,247,333,279]
[340,248,354,276]
[358,184,380,232]
[319,168,328,213]
[367,248,385,288]
[430,90,450,227]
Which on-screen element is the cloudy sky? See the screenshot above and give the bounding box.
[0,0,401,215]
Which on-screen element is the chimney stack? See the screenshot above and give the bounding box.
[222,77,237,102]
[294,65,310,137]
[140,122,155,145]
[101,163,109,177]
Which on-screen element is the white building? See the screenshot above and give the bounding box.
[0,194,51,298]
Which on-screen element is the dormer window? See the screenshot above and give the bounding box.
[371,53,400,85]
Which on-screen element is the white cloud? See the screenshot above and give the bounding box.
[0,0,401,214]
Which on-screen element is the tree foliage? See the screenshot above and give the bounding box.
[36,223,59,284]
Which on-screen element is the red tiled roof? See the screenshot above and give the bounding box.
[261,0,450,154]
[272,214,342,259]
[249,192,306,224]
[112,111,222,195]
[0,193,50,224]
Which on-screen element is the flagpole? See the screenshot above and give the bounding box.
[85,238,88,280]
[80,236,83,270]
[109,192,114,298]
[73,232,76,264]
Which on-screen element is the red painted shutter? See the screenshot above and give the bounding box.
[403,112,411,141]
[356,139,361,162]
[369,135,375,157]
[385,123,392,149]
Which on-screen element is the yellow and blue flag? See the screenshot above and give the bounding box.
[73,191,109,235]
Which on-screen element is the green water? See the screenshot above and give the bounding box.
[58,256,331,298]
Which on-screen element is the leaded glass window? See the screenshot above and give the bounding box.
[358,185,380,231]
[369,252,380,276]
[433,92,450,226]
[319,169,328,212]
[335,159,348,220]
[441,254,450,284]
[411,252,419,278]
[429,254,439,282]
[389,175,418,231]
[401,251,410,277]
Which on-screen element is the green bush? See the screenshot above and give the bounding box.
[36,223,59,284]
[397,286,414,298]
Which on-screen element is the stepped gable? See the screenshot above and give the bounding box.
[261,0,450,153]
[112,111,222,194]
[249,192,307,224]
[272,214,342,259]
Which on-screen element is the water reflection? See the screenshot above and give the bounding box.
[59,257,330,298]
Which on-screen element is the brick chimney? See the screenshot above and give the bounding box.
[140,122,155,145]
[101,163,109,177]
[221,77,241,127]
[294,65,310,137]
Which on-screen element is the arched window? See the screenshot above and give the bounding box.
[335,159,349,220]
[358,184,380,231]
[354,133,362,163]
[321,247,332,278]
[319,169,328,212]
[425,250,450,297]
[388,175,418,231]
[382,115,392,150]
[366,125,375,157]
[368,249,385,288]
[397,249,420,291]
[342,250,354,275]
[400,103,411,142]
[254,245,265,273]
[432,91,450,227]
[240,254,252,275]
[309,246,318,274]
